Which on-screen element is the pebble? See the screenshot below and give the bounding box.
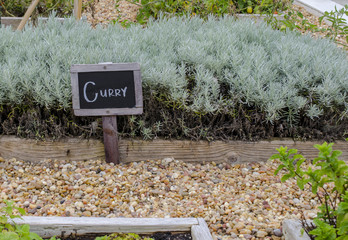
[29,204,37,209]
[234,222,245,230]
[23,201,30,207]
[83,211,92,217]
[240,229,251,235]
[256,230,268,238]
[86,187,94,193]
[273,228,283,237]
[0,158,323,239]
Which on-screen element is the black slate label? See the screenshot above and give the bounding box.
[78,71,136,109]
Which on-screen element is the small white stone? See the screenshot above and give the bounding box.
[172,173,179,179]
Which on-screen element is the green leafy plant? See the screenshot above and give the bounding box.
[319,5,348,48]
[270,142,348,239]
[0,0,97,18]
[0,200,59,240]
[265,5,348,48]
[95,233,153,240]
[0,0,73,17]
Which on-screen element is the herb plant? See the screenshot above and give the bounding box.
[270,143,348,239]
[319,5,348,48]
[1,15,348,140]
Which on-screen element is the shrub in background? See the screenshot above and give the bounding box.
[0,15,348,140]
[120,0,291,24]
[266,4,348,48]
[0,0,94,17]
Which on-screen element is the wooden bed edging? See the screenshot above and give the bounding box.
[0,17,65,29]
[13,216,213,240]
[1,136,348,164]
[0,14,283,29]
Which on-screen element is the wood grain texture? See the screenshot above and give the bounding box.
[0,17,65,29]
[73,107,143,116]
[70,72,80,109]
[134,70,143,109]
[14,217,199,238]
[102,116,119,164]
[73,0,82,20]
[17,0,40,31]
[191,218,213,240]
[0,136,105,162]
[0,136,347,163]
[70,63,140,72]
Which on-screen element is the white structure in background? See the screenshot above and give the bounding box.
[295,0,348,25]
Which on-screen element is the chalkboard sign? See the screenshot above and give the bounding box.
[70,63,143,116]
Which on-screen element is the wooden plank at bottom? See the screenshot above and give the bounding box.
[14,217,198,238]
[191,218,213,240]
[0,136,347,164]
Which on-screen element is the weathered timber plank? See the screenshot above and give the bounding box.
[120,139,348,164]
[0,17,65,29]
[14,217,198,238]
[0,136,105,162]
[0,136,347,163]
[191,218,213,240]
[102,116,120,164]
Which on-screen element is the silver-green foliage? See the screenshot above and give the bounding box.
[1,15,348,122]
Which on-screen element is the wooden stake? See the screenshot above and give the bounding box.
[17,0,40,31]
[102,116,120,164]
[74,0,82,20]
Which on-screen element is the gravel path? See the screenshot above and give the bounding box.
[0,157,320,239]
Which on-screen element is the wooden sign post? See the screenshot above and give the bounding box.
[70,63,143,164]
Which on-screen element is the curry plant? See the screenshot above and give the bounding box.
[270,143,348,239]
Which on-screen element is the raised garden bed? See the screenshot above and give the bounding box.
[13,216,212,240]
